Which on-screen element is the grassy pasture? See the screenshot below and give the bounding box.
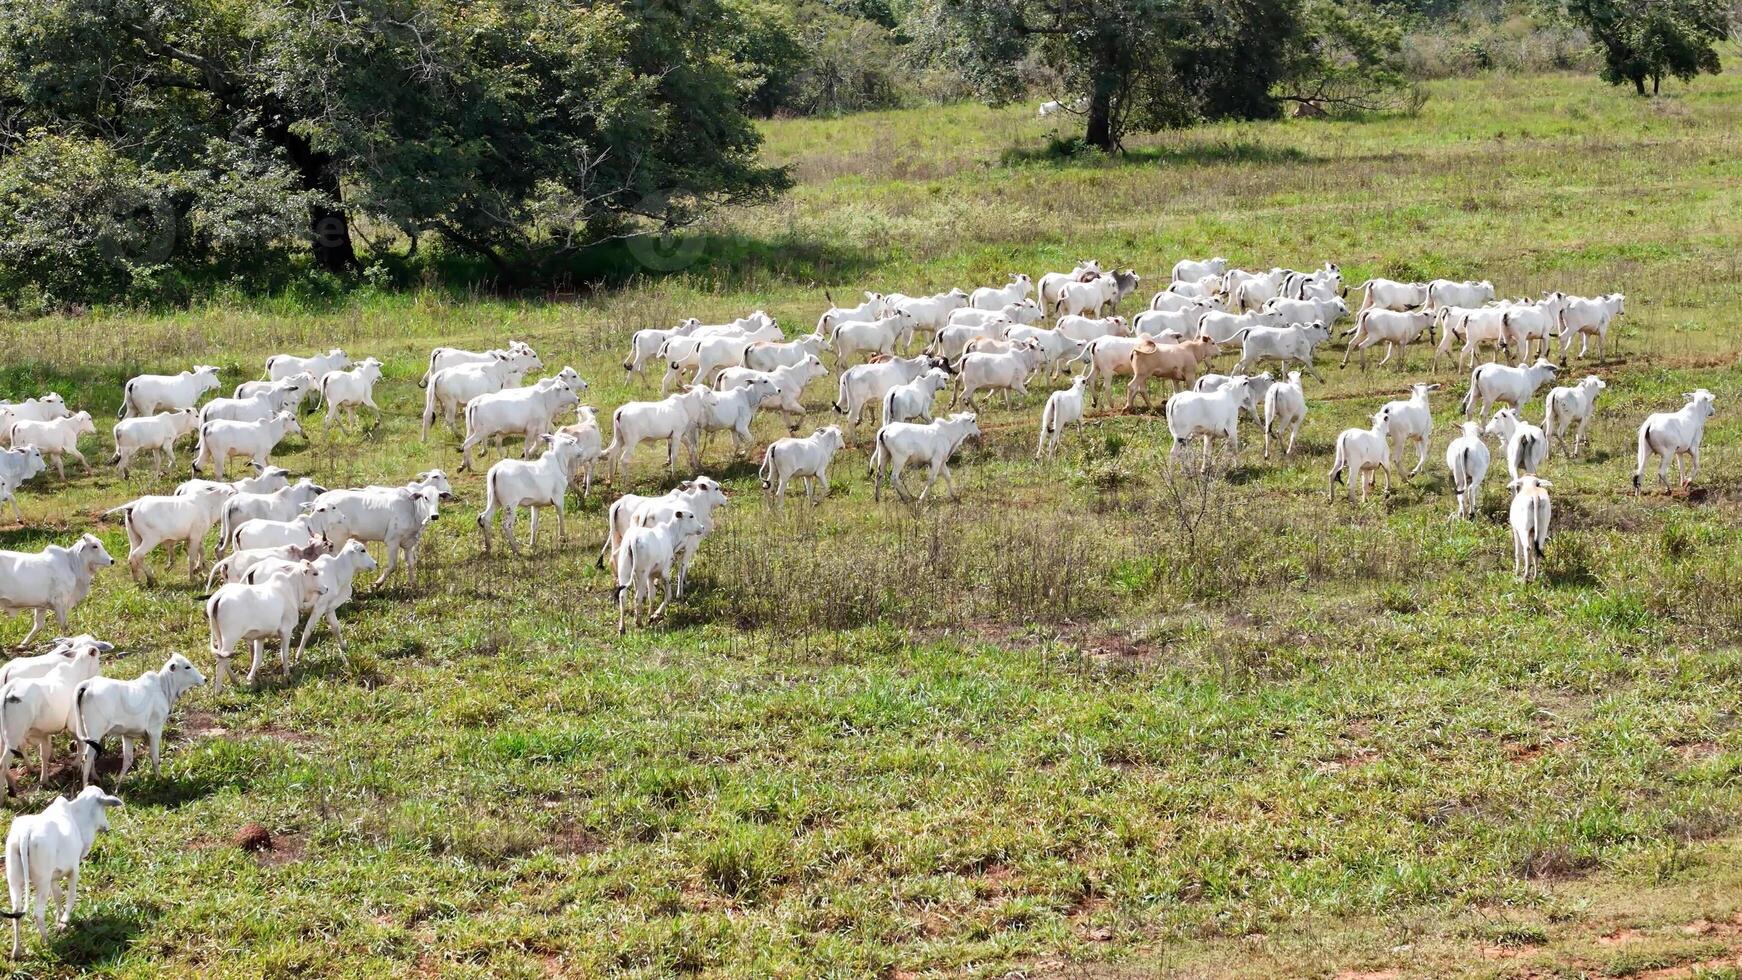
[1,69,1741,977]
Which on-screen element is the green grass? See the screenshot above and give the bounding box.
[3,69,1742,977]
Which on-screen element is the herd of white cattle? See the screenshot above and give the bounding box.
[0,254,1722,954]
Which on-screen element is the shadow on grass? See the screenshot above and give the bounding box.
[43,909,150,968]
[1001,138,1315,169]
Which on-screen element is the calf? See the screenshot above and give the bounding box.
[192,412,302,480]
[1501,293,1567,363]
[206,563,326,689]
[1262,371,1306,459]
[1543,375,1606,457]
[760,426,846,502]
[1342,309,1434,370]
[72,654,205,788]
[1462,358,1558,418]
[1165,378,1251,474]
[1557,293,1625,362]
[1052,273,1119,318]
[4,786,123,958]
[1508,476,1553,581]
[1444,421,1491,520]
[423,340,536,387]
[691,377,781,458]
[555,406,604,499]
[1328,412,1395,503]
[0,636,111,689]
[1483,408,1548,481]
[1036,376,1090,459]
[948,300,1043,330]
[8,412,95,481]
[458,376,581,470]
[0,448,46,523]
[1356,278,1428,313]
[602,386,710,483]
[265,348,349,387]
[1126,335,1220,410]
[1425,278,1495,311]
[105,484,233,584]
[826,312,917,367]
[477,434,589,554]
[0,643,105,796]
[1433,304,1513,371]
[118,365,221,419]
[614,510,705,633]
[1054,314,1129,344]
[1194,372,1275,422]
[882,368,953,426]
[0,536,113,647]
[242,541,376,661]
[598,477,729,587]
[111,408,200,478]
[1172,257,1227,283]
[319,357,385,427]
[204,539,333,590]
[870,413,981,502]
[1376,383,1439,477]
[1633,389,1716,494]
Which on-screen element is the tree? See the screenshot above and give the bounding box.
[0,0,789,284]
[1560,0,1730,95]
[1276,0,1415,115]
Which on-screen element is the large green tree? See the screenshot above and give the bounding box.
[1559,0,1730,95]
[0,0,788,284]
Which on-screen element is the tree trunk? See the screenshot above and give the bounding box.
[1651,74,1660,95]
[1084,84,1115,152]
[263,119,357,272]
[1632,74,1647,95]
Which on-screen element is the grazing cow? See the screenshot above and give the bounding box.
[1262,371,1307,459]
[0,642,105,796]
[1126,335,1220,410]
[1172,257,1227,283]
[8,412,95,481]
[969,274,1033,311]
[833,355,943,439]
[870,413,981,502]
[1036,375,1090,459]
[614,510,705,633]
[602,386,711,483]
[305,486,448,587]
[1508,476,1553,581]
[1376,383,1439,477]
[111,409,200,478]
[1228,322,1333,380]
[1425,279,1495,311]
[72,653,205,789]
[0,395,70,448]
[1342,309,1435,370]
[882,368,953,426]
[1328,411,1395,503]
[760,426,846,502]
[1445,421,1491,520]
[0,448,46,522]
[118,365,221,419]
[105,485,233,584]
[1355,278,1429,313]
[1633,389,1716,494]
[1483,408,1548,481]
[952,342,1045,411]
[423,340,536,387]
[206,563,327,689]
[217,479,326,555]
[201,376,311,425]
[1463,358,1558,419]
[1542,376,1606,457]
[715,355,829,433]
[4,786,123,958]
[1164,378,1252,474]
[1556,293,1625,363]
[319,357,385,427]
[421,348,545,440]
[0,536,113,647]
[191,411,302,480]
[597,477,729,586]
[458,376,582,471]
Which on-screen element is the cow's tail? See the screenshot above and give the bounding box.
[74,683,101,757]
[758,445,776,490]
[116,381,132,419]
[869,428,889,479]
[419,349,442,389]
[1453,445,1471,496]
[477,468,501,532]
[1460,367,1480,416]
[832,375,849,415]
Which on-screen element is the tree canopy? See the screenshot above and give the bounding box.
[1555,0,1730,95]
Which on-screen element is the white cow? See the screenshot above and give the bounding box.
[1425,278,1496,311]
[948,300,1043,331]
[191,411,301,480]
[458,376,581,470]
[263,541,378,661]
[869,413,981,502]
[175,467,290,499]
[1172,257,1227,283]
[118,366,221,419]
[715,355,829,433]
[691,377,780,459]
[952,343,1045,411]
[1004,326,1088,379]
[71,651,206,786]
[4,786,123,957]
[1150,290,1223,314]
[1463,358,1558,418]
[1633,389,1716,494]
[1433,303,1515,371]
[1228,322,1333,380]
[969,275,1033,311]
[743,333,826,374]
[1263,295,1349,328]
[200,376,311,425]
[1052,274,1118,318]
[264,348,349,385]
[833,355,942,439]
[421,348,545,439]
[1164,378,1252,474]
[881,368,953,426]
[8,412,95,481]
[1355,278,1428,313]
[0,537,112,648]
[0,644,105,796]
[930,321,1011,361]
[827,312,918,367]
[1341,309,1435,370]
[1054,314,1129,344]
[1328,412,1395,503]
[602,386,711,483]
[891,288,970,340]
[1133,304,1213,339]
[760,426,846,502]
[614,510,705,633]
[422,341,536,387]
[597,477,729,584]
[217,478,326,555]
[1556,293,1625,362]
[1375,383,1439,477]
[1484,407,1548,481]
[1542,375,1606,457]
[0,637,109,692]
[1508,476,1553,581]
[104,484,233,584]
[624,322,699,380]
[1262,371,1306,459]
[305,485,448,586]
[0,448,42,523]
[1036,375,1090,459]
[205,563,326,689]
[817,293,886,332]
[0,396,70,448]
[204,539,332,590]
[1196,309,1282,344]
[1193,372,1275,422]
[1501,293,1568,363]
[1445,421,1491,520]
[318,357,385,427]
[231,371,315,405]
[111,408,200,477]
[227,515,322,553]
